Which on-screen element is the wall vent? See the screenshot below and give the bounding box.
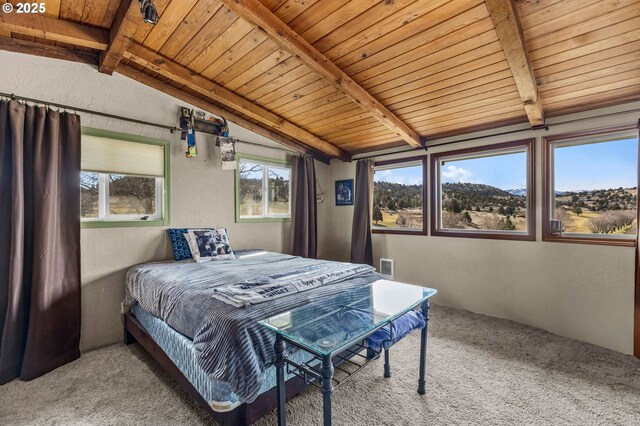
[379,258,394,280]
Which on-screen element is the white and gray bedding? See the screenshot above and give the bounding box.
[125,250,380,403]
[212,260,374,307]
[131,303,319,412]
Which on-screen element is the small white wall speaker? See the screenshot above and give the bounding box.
[379,258,394,280]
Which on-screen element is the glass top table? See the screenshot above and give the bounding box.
[260,279,437,356]
[258,279,437,426]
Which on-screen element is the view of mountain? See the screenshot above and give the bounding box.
[443,182,514,198]
[505,188,527,196]
[373,181,422,210]
[373,179,637,235]
[554,187,636,212]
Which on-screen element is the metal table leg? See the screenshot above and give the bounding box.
[321,355,334,426]
[383,348,391,378]
[275,335,286,426]
[418,301,430,395]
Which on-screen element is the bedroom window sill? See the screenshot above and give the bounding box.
[235,217,291,224]
[431,229,535,241]
[372,229,427,236]
[81,220,168,229]
[542,235,637,247]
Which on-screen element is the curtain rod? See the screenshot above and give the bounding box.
[0,91,181,132]
[354,106,640,161]
[0,91,300,155]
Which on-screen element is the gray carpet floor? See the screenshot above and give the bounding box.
[1,305,639,425]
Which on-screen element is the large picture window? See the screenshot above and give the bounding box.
[373,156,427,235]
[543,126,638,246]
[431,139,536,240]
[80,128,169,228]
[236,155,291,222]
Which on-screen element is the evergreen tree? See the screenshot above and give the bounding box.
[372,205,383,225]
[463,211,472,224]
[451,198,462,213]
[386,198,397,211]
[498,216,516,230]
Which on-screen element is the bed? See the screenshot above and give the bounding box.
[123,249,382,425]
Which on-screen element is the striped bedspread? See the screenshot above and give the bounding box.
[124,250,380,402]
[213,261,374,307]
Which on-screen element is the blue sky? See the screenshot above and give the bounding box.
[375,165,423,186]
[374,138,638,191]
[441,151,527,189]
[554,138,637,191]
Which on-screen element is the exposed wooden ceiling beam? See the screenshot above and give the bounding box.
[217,0,423,149]
[100,0,141,75]
[122,43,351,161]
[117,65,331,164]
[485,0,544,127]
[0,12,107,50]
[0,35,99,66]
[0,14,341,161]
[0,34,330,163]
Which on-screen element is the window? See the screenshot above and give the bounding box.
[373,157,427,234]
[431,139,536,240]
[80,128,169,228]
[543,126,638,246]
[236,155,291,222]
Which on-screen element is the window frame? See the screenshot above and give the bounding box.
[372,155,428,236]
[542,125,638,247]
[80,127,170,229]
[235,154,292,223]
[430,139,536,241]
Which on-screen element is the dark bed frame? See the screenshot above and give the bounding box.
[123,313,318,426]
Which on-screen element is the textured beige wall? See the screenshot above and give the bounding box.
[0,51,328,351]
[1,50,636,355]
[323,102,640,355]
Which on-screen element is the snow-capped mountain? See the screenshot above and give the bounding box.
[505,188,527,197]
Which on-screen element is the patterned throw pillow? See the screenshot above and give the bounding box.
[167,228,193,261]
[184,229,236,263]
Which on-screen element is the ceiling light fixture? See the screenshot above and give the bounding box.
[139,0,159,25]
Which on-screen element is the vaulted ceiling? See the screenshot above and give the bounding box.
[1,0,639,162]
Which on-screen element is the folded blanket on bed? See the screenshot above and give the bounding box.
[212,262,375,307]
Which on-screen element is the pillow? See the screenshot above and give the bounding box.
[167,227,232,261]
[184,228,236,263]
[167,228,193,261]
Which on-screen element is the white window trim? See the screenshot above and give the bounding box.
[237,157,292,221]
[81,173,164,222]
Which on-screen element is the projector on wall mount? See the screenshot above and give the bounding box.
[379,258,394,280]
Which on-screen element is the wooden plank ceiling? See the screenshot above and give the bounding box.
[1,0,639,160]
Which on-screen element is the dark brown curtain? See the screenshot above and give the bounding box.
[351,160,374,266]
[0,100,81,384]
[290,156,317,258]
